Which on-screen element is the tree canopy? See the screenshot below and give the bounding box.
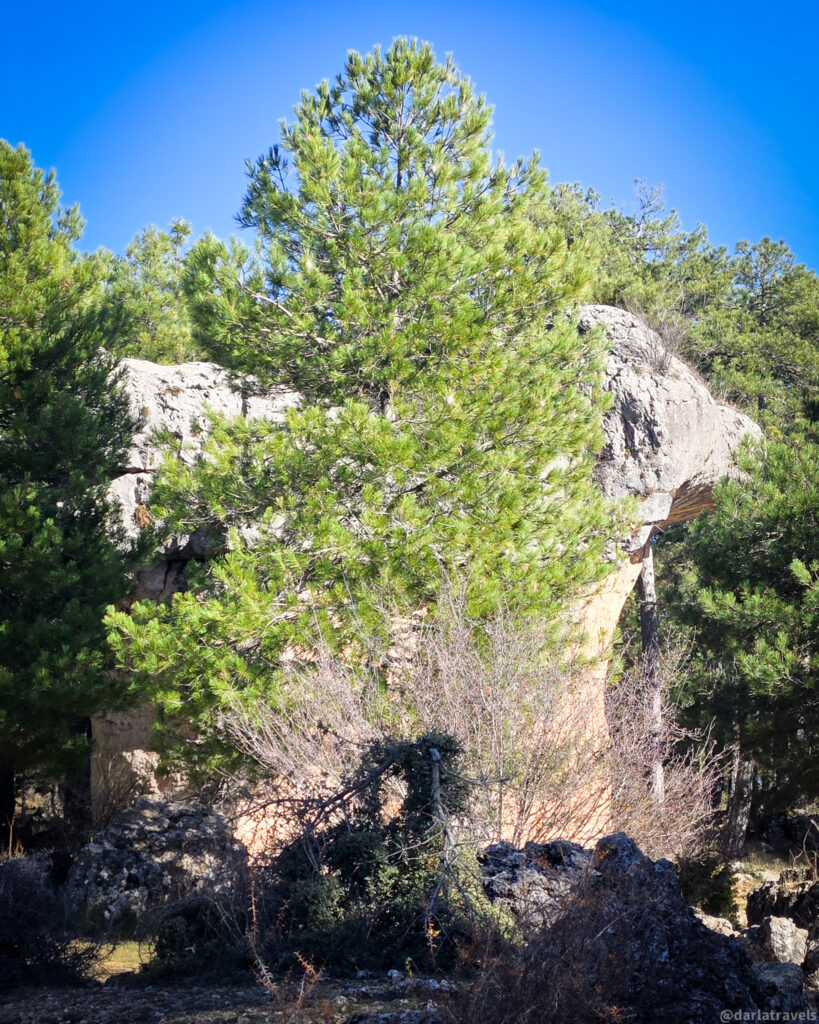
[106,40,626,777]
[0,142,140,831]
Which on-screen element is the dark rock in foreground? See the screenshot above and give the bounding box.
[480,833,804,1022]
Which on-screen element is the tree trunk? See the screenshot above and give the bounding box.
[0,762,15,852]
[724,750,755,859]
[61,718,93,840]
[637,543,664,805]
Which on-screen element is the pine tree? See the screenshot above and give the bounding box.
[107,40,626,777]
[0,142,139,836]
[672,434,819,814]
[99,219,203,363]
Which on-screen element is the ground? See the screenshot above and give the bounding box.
[0,946,449,1024]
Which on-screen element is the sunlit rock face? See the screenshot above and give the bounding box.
[108,357,299,587]
[585,303,762,551]
[95,309,761,840]
[543,306,760,844]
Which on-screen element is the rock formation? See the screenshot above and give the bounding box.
[549,306,760,841]
[478,833,806,1020]
[92,362,298,807]
[64,796,247,936]
[94,307,760,834]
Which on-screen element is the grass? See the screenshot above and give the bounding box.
[94,940,152,981]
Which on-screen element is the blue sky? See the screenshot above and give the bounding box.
[2,0,817,268]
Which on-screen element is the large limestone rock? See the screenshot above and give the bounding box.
[95,309,760,831]
[583,304,762,551]
[94,362,297,804]
[562,307,760,842]
[108,357,299,581]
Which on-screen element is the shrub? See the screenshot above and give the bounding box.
[145,896,250,979]
[677,854,739,921]
[0,853,105,987]
[254,734,482,974]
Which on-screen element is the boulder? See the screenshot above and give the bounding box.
[804,922,819,989]
[693,908,738,937]
[761,915,809,965]
[753,962,806,1014]
[64,797,247,936]
[747,878,819,931]
[480,833,798,1021]
[478,839,592,929]
[94,361,298,808]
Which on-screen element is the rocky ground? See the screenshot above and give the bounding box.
[0,974,449,1024]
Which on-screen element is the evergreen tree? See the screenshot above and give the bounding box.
[107,40,626,777]
[99,219,203,364]
[671,434,819,813]
[0,142,139,836]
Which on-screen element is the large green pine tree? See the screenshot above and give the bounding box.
[0,142,139,836]
[107,40,626,778]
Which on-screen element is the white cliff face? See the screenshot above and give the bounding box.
[107,358,299,596]
[583,304,762,551]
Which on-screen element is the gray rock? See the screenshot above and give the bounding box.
[804,922,819,989]
[481,832,787,1021]
[110,357,298,554]
[478,838,592,929]
[693,908,738,937]
[64,796,247,936]
[740,924,766,963]
[747,878,819,930]
[754,962,806,1014]
[110,307,760,567]
[581,305,762,551]
[760,915,809,965]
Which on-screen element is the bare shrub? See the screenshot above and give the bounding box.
[401,591,608,846]
[218,643,393,855]
[607,641,722,859]
[624,295,692,375]
[217,596,601,852]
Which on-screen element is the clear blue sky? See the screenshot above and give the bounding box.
[2,0,817,268]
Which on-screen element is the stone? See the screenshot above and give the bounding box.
[480,832,799,1020]
[478,839,593,929]
[340,1014,444,1024]
[760,915,809,965]
[747,878,819,930]
[109,357,299,554]
[582,304,762,553]
[753,962,806,1014]
[64,796,247,936]
[95,309,761,839]
[693,908,738,937]
[804,922,819,989]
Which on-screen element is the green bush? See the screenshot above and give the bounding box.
[146,897,249,979]
[677,855,738,921]
[258,733,479,973]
